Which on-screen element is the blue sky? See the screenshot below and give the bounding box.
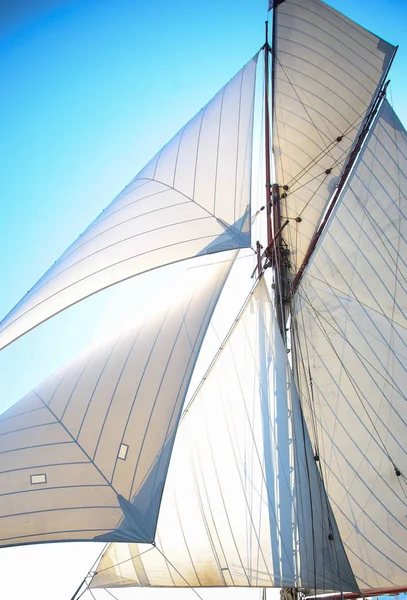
[1,0,407,598]
[1,0,406,401]
[0,0,268,411]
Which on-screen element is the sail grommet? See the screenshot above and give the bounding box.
[325,168,332,174]
[281,193,287,198]
[328,532,334,541]
[395,467,401,477]
[282,185,289,190]
[295,217,302,222]
[314,453,319,461]
[336,136,343,142]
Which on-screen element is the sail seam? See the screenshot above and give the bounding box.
[287,0,386,51]
[213,84,227,216]
[296,285,407,459]
[32,391,123,495]
[0,227,219,336]
[297,283,407,429]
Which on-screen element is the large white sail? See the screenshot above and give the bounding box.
[91,279,357,593]
[0,55,258,352]
[272,0,395,271]
[293,100,407,590]
[0,254,234,547]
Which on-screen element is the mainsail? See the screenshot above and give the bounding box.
[272,0,396,271]
[91,280,356,592]
[0,254,234,547]
[0,55,258,351]
[293,100,407,590]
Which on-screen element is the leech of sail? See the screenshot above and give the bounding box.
[0,55,258,351]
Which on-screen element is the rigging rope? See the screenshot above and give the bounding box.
[295,282,405,475]
[154,545,205,600]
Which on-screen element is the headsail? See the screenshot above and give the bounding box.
[272,0,396,271]
[292,100,407,590]
[91,279,357,592]
[0,55,258,351]
[0,253,234,547]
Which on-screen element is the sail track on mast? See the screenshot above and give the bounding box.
[0,253,235,548]
[91,279,357,593]
[0,55,259,352]
[292,100,407,591]
[271,0,396,273]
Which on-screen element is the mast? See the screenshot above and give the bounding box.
[264,21,273,249]
[264,18,286,337]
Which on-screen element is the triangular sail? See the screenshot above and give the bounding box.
[0,55,258,351]
[292,100,407,590]
[272,0,395,271]
[91,279,357,592]
[0,254,234,547]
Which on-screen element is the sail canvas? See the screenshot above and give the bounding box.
[0,1,406,599]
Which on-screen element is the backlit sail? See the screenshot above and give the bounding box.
[0,255,234,547]
[91,280,357,592]
[272,0,395,271]
[0,1,406,598]
[0,55,258,351]
[293,100,407,590]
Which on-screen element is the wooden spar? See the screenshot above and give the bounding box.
[265,10,286,336]
[264,21,273,247]
[306,587,407,600]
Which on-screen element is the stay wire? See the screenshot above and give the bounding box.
[296,282,403,472]
[280,264,350,590]
[283,112,364,192]
[71,543,110,600]
[290,306,321,459]
[154,545,205,600]
[104,589,120,600]
[94,546,155,575]
[275,56,341,166]
[293,266,407,404]
[289,295,334,592]
[292,316,347,593]
[295,281,405,589]
[301,272,407,334]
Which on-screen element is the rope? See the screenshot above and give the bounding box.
[154,546,205,600]
[295,282,404,471]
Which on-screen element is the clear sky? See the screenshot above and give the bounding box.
[1,0,407,598]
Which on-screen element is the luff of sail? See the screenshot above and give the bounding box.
[292,100,407,590]
[0,55,258,352]
[0,254,234,547]
[91,279,357,592]
[272,0,396,272]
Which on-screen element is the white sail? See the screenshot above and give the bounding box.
[272,0,395,271]
[0,253,234,547]
[91,279,356,592]
[293,100,407,590]
[0,55,258,352]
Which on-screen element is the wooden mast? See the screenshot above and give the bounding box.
[264,10,286,337]
[264,21,273,249]
[264,20,286,336]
